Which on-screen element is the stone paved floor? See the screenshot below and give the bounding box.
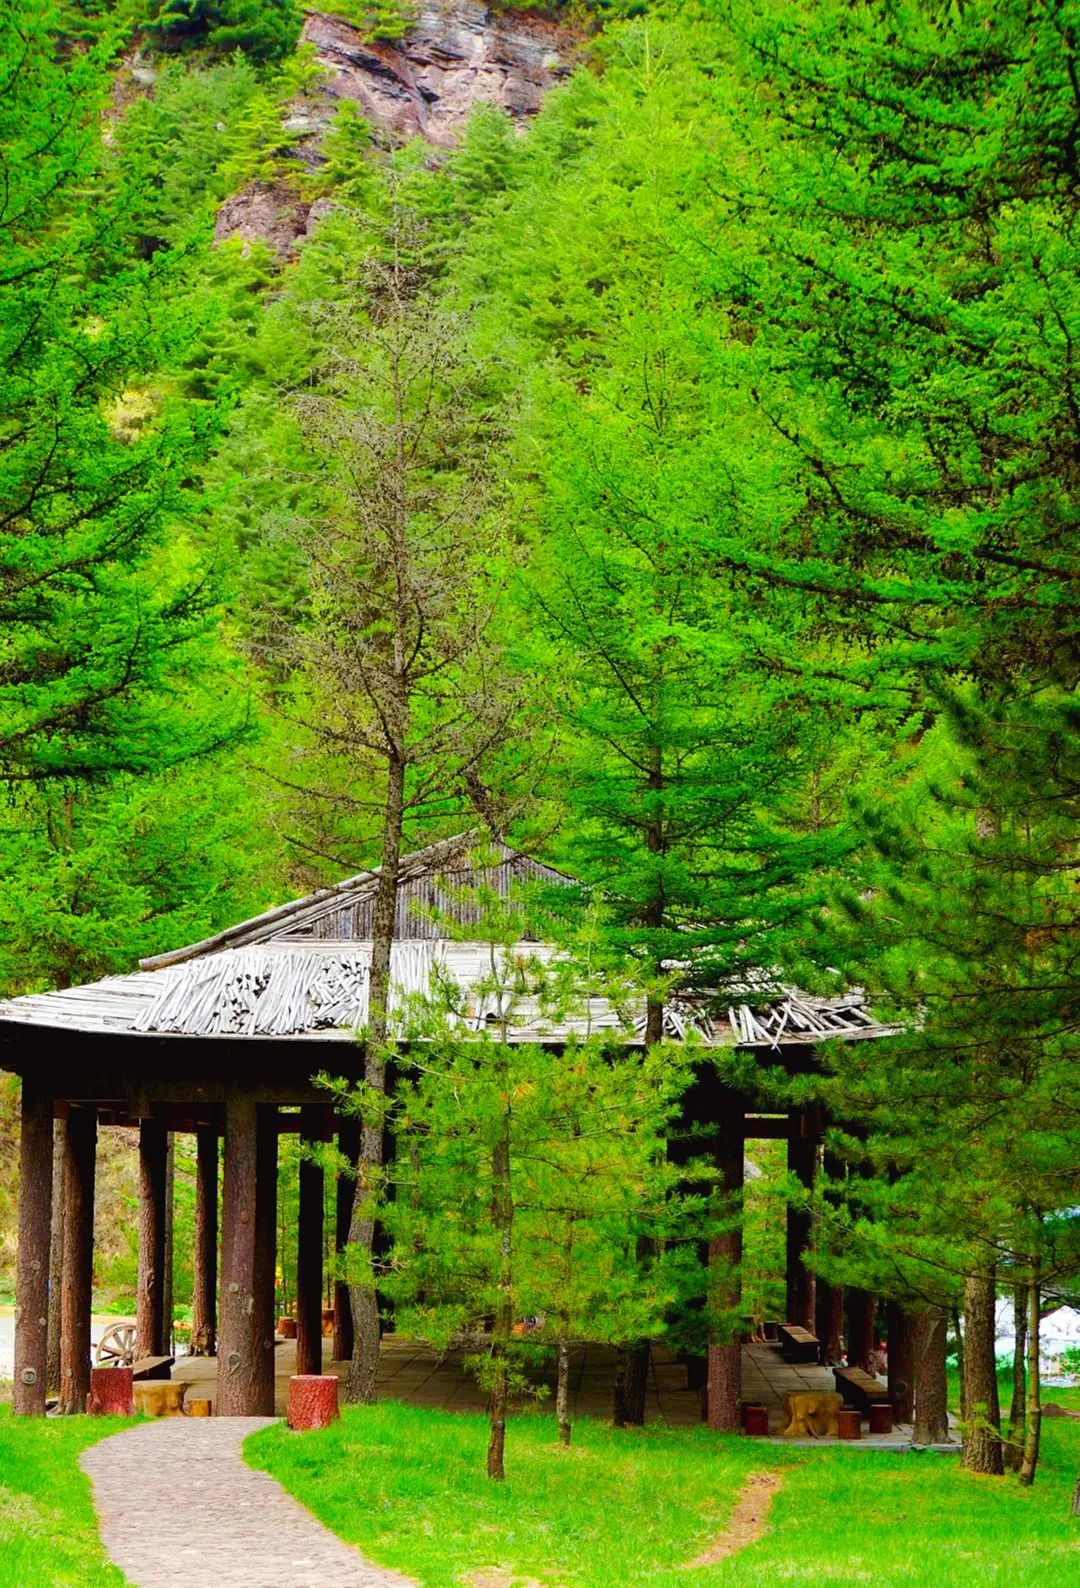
[81,1417,417,1588]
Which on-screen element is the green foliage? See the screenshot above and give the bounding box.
[145,0,302,61]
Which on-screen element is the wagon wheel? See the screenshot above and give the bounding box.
[96,1323,137,1368]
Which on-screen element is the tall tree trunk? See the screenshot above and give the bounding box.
[911,1307,950,1445]
[46,1117,64,1397]
[190,1128,218,1356]
[59,1107,96,1416]
[613,1338,650,1427]
[1018,1273,1041,1487]
[162,1132,175,1356]
[846,1287,876,1371]
[347,753,405,1406]
[487,1064,513,1482]
[1004,1284,1027,1472]
[961,1270,1004,1475]
[137,1120,167,1358]
[556,1340,571,1447]
[13,1081,53,1416]
[887,1301,915,1424]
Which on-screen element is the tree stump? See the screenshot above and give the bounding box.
[288,1374,340,1431]
[186,1398,213,1417]
[87,1367,135,1416]
[278,1317,297,1339]
[133,1380,187,1418]
[742,1403,770,1435]
[779,1391,843,1437]
[837,1408,862,1440]
[869,1402,893,1435]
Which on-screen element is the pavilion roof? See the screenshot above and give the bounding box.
[0,839,900,1048]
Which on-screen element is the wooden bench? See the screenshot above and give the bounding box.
[834,1366,890,1416]
[131,1355,174,1381]
[778,1324,819,1364]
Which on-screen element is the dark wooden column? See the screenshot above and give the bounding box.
[59,1106,96,1415]
[190,1127,218,1356]
[46,1118,65,1397]
[13,1080,54,1416]
[162,1132,175,1354]
[706,1088,744,1431]
[137,1119,167,1358]
[846,1286,876,1370]
[815,1148,845,1363]
[296,1105,326,1378]
[253,1104,278,1415]
[785,1114,818,1331]
[333,1115,360,1362]
[887,1299,915,1422]
[218,1095,260,1416]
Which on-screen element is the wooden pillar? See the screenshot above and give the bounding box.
[46,1118,64,1397]
[162,1132,175,1355]
[253,1103,278,1415]
[190,1127,218,1356]
[785,1115,817,1331]
[218,1095,260,1416]
[58,1106,96,1415]
[296,1105,326,1378]
[137,1119,167,1358]
[13,1080,54,1416]
[846,1286,876,1371]
[887,1299,915,1422]
[912,1306,950,1445]
[333,1116,360,1362]
[706,1089,744,1431]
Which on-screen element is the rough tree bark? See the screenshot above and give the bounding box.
[137,1120,167,1358]
[162,1131,175,1355]
[347,754,405,1405]
[887,1300,915,1424]
[253,1105,278,1415]
[59,1106,96,1415]
[961,1270,1004,1475]
[218,1096,260,1416]
[911,1307,950,1445]
[556,1341,572,1446]
[1018,1272,1041,1487]
[706,1088,744,1431]
[13,1080,53,1416]
[1004,1283,1027,1472]
[487,1056,513,1481]
[46,1117,64,1397]
[190,1127,218,1356]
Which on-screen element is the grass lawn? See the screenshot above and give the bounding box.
[0,1406,133,1588]
[247,1393,1080,1587]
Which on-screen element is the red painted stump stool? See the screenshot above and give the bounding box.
[869,1403,893,1434]
[742,1403,769,1436]
[87,1366,135,1416]
[837,1408,862,1440]
[288,1374,340,1431]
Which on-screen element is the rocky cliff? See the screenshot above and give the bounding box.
[215,4,577,255]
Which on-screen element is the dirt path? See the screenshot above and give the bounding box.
[81,1417,416,1588]
[685,1470,784,1568]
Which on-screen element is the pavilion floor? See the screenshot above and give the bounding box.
[170,1336,958,1448]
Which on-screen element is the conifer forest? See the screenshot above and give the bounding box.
[1,2,1080,1579]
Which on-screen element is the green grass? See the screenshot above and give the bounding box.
[0,1407,133,1587]
[247,1397,1080,1587]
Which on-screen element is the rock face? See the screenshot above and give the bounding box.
[302,3,575,146]
[214,5,576,258]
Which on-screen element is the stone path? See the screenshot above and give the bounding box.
[81,1417,416,1588]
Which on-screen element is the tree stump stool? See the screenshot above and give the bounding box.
[321,1309,336,1338]
[837,1408,862,1440]
[742,1403,770,1436]
[278,1317,297,1339]
[186,1398,213,1417]
[779,1391,843,1437]
[87,1366,135,1416]
[133,1380,187,1418]
[869,1402,893,1434]
[288,1374,340,1431]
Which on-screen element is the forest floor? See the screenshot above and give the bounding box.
[247,1388,1080,1587]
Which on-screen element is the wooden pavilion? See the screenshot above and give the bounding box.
[1,837,897,1422]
